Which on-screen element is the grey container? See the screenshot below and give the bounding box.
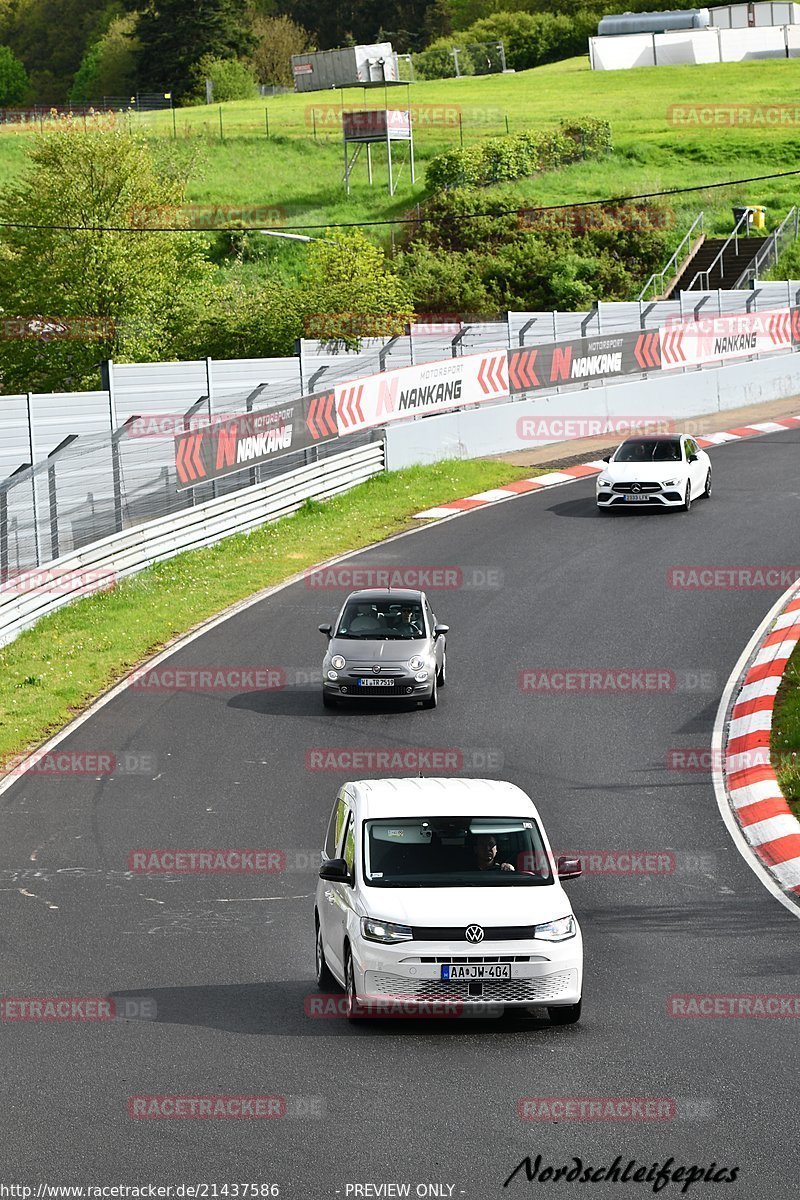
[597,9,711,34]
[292,44,399,93]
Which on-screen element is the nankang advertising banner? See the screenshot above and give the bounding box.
[334,350,508,434]
[174,389,338,489]
[507,329,660,394]
[660,309,792,369]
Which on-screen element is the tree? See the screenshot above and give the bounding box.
[4,0,113,102]
[132,0,255,100]
[0,123,214,391]
[299,229,414,349]
[0,44,28,103]
[69,13,140,103]
[250,14,309,87]
[194,53,258,100]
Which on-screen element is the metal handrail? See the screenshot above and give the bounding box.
[686,209,751,292]
[734,206,799,290]
[638,212,704,302]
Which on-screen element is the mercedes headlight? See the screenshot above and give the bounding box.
[408,655,425,671]
[660,479,678,488]
[361,917,413,944]
[331,655,346,670]
[597,477,612,488]
[535,915,576,942]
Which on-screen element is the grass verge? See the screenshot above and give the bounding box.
[772,640,800,820]
[0,458,531,763]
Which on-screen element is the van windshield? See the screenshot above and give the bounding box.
[363,817,553,887]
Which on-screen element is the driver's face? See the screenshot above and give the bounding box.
[474,836,497,866]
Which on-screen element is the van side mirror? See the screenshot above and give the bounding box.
[319,857,351,883]
[434,624,449,638]
[557,855,582,881]
[318,623,332,638]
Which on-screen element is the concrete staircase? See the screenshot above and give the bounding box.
[669,234,765,294]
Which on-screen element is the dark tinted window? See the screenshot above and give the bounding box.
[615,438,682,463]
[335,598,425,640]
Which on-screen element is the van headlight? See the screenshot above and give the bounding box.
[331,655,346,670]
[361,917,413,944]
[535,915,576,942]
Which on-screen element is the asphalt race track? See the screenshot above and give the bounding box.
[2,427,799,1198]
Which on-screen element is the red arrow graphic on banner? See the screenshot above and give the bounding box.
[792,309,800,343]
[635,332,661,369]
[321,391,337,435]
[191,432,206,478]
[352,384,364,422]
[175,436,194,483]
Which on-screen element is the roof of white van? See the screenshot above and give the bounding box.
[350,777,539,821]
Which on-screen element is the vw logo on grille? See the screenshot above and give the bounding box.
[465,924,485,944]
[372,664,381,674]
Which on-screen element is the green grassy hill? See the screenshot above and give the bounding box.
[1,56,799,276]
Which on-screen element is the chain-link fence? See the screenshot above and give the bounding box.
[0,382,379,581]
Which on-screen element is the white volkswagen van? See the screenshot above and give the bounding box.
[314,777,583,1023]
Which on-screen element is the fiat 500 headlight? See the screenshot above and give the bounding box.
[408,655,425,671]
[331,655,346,670]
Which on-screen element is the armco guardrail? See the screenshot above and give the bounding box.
[0,441,384,648]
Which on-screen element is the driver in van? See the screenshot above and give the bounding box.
[471,834,515,872]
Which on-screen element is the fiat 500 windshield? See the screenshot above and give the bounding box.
[363,818,553,886]
[335,599,426,640]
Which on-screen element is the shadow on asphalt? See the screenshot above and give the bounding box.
[107,983,559,1036]
[227,689,424,718]
[546,498,682,519]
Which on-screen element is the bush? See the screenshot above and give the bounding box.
[397,190,674,313]
[0,45,28,106]
[425,119,611,190]
[414,36,477,79]
[194,55,258,102]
